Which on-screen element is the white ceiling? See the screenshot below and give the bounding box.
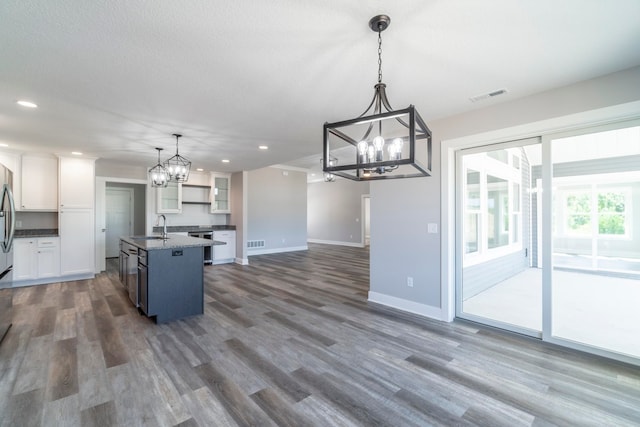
[2,1,640,175]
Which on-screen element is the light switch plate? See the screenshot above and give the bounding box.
[428,223,438,234]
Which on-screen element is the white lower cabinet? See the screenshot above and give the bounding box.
[213,230,236,263]
[13,237,60,283]
[37,239,61,278]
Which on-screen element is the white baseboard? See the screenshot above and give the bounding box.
[368,291,449,322]
[307,239,364,248]
[235,257,249,265]
[248,245,308,256]
[12,273,95,288]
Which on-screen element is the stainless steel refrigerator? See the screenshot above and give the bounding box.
[0,162,16,345]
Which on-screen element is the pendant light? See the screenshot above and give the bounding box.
[163,133,191,183]
[322,15,432,181]
[148,147,170,188]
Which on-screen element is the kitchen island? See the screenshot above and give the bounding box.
[119,235,224,323]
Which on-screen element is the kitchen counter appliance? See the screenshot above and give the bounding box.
[187,231,213,264]
[0,162,16,345]
[119,240,139,306]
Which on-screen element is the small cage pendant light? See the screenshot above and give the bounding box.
[163,133,191,183]
[148,147,170,188]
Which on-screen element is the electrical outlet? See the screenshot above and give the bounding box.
[407,277,413,287]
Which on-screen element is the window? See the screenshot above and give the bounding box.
[561,186,630,237]
[465,169,480,254]
[462,146,525,262]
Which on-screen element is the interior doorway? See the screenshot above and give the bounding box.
[95,178,147,273]
[106,187,133,258]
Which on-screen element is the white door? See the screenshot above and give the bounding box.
[106,188,133,258]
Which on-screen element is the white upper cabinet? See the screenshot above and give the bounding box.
[20,155,58,211]
[58,156,95,209]
[210,173,231,214]
[156,181,182,213]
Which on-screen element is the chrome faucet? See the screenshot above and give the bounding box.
[158,214,167,239]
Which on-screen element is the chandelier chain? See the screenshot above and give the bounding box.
[377,30,383,84]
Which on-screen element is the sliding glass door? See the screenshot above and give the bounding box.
[548,123,640,359]
[456,119,640,363]
[456,138,542,336]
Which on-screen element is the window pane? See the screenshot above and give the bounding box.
[599,214,625,235]
[466,170,480,210]
[487,175,509,248]
[487,149,508,164]
[465,213,479,253]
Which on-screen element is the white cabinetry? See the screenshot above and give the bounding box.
[156,182,182,213]
[20,155,58,211]
[210,173,231,213]
[58,156,95,277]
[213,230,235,263]
[13,237,60,283]
[59,156,94,209]
[13,239,37,281]
[37,239,60,278]
[59,210,94,276]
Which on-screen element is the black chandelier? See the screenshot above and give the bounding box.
[322,15,432,181]
[148,147,170,188]
[163,133,191,183]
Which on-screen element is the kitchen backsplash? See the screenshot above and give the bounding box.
[15,211,58,230]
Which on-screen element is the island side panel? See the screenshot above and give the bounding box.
[147,246,204,323]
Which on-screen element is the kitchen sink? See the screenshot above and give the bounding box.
[131,236,167,240]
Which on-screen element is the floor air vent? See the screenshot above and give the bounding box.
[247,240,265,248]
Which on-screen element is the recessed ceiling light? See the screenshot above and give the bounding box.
[221,159,230,163]
[17,100,38,108]
[311,173,316,176]
[258,145,268,150]
[72,151,83,155]
[196,168,204,172]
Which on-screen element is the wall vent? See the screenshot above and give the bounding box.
[247,240,265,249]
[469,88,508,103]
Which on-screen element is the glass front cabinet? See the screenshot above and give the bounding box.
[210,173,231,214]
[156,182,182,213]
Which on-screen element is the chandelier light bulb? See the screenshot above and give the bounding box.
[357,140,368,155]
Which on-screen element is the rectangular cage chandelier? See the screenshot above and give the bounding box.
[322,15,432,181]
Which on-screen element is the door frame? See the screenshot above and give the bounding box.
[95,176,147,273]
[454,137,541,338]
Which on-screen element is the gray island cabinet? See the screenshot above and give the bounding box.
[119,235,216,323]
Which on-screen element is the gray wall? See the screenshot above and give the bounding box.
[307,179,369,245]
[96,160,147,180]
[370,65,640,311]
[247,167,307,252]
[230,171,247,262]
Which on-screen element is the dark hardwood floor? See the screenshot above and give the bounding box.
[1,243,639,426]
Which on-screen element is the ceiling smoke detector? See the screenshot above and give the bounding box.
[469,88,508,103]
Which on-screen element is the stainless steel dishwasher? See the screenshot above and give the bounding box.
[119,241,139,306]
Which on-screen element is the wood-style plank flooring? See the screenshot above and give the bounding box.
[1,243,639,426]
